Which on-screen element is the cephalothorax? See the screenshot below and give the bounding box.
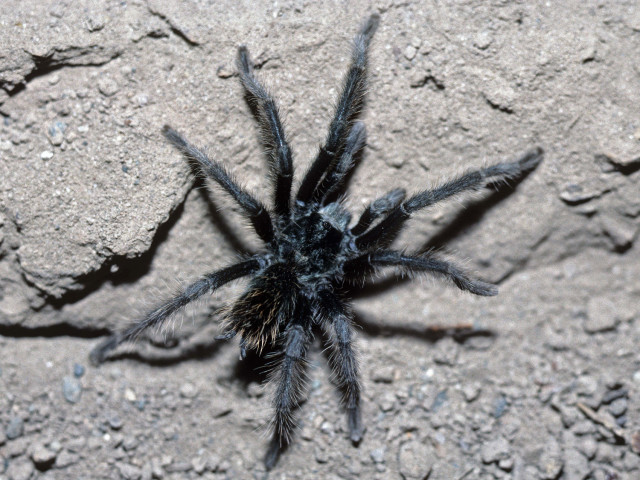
[91,14,542,469]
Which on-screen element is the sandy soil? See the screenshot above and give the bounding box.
[1,1,639,479]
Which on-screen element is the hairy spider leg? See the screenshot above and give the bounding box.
[317,290,363,442]
[237,46,294,219]
[162,126,275,244]
[355,147,544,250]
[344,250,498,296]
[89,259,262,365]
[350,187,406,236]
[316,121,367,204]
[265,311,313,470]
[296,14,380,205]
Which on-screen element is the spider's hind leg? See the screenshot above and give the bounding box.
[89,259,261,365]
[265,318,312,470]
[318,290,364,442]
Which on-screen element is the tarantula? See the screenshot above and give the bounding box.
[91,14,542,469]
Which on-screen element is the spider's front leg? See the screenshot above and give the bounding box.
[296,13,380,204]
[162,126,275,244]
[344,250,498,296]
[355,147,544,249]
[236,46,293,219]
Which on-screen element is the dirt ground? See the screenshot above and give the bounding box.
[1,1,639,479]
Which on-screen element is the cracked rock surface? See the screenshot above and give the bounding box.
[1,1,639,479]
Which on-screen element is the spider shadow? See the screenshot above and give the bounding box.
[350,310,494,344]
[194,178,257,256]
[96,331,227,367]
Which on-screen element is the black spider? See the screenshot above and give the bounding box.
[91,14,543,469]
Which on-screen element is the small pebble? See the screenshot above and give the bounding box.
[191,455,207,474]
[55,450,78,468]
[122,436,139,451]
[320,421,333,435]
[462,383,481,402]
[117,462,142,480]
[136,94,149,107]
[539,441,564,480]
[124,388,136,402]
[73,363,85,378]
[165,460,192,473]
[493,395,509,418]
[179,382,198,399]
[98,77,120,97]
[378,391,395,412]
[474,31,493,49]
[430,389,448,412]
[577,436,597,459]
[370,447,385,464]
[584,297,619,333]
[40,150,54,160]
[398,441,434,479]
[600,215,636,251]
[31,444,57,468]
[62,376,82,403]
[602,386,627,404]
[481,437,511,464]
[404,45,417,60]
[216,64,234,78]
[563,448,589,480]
[108,414,123,430]
[371,366,396,383]
[498,457,514,471]
[6,416,24,439]
[559,183,600,205]
[5,458,34,480]
[608,397,627,417]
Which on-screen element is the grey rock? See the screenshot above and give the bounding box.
[398,440,434,479]
[607,397,627,417]
[598,151,640,170]
[108,414,123,430]
[54,450,79,468]
[31,443,57,468]
[73,363,85,378]
[97,76,119,97]
[370,447,385,464]
[563,448,589,480]
[117,462,142,480]
[165,460,192,473]
[6,417,24,440]
[481,436,511,464]
[5,458,35,480]
[600,215,636,251]
[371,366,396,383]
[584,298,619,333]
[62,376,82,403]
[559,183,602,205]
[539,440,564,480]
[179,382,198,399]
